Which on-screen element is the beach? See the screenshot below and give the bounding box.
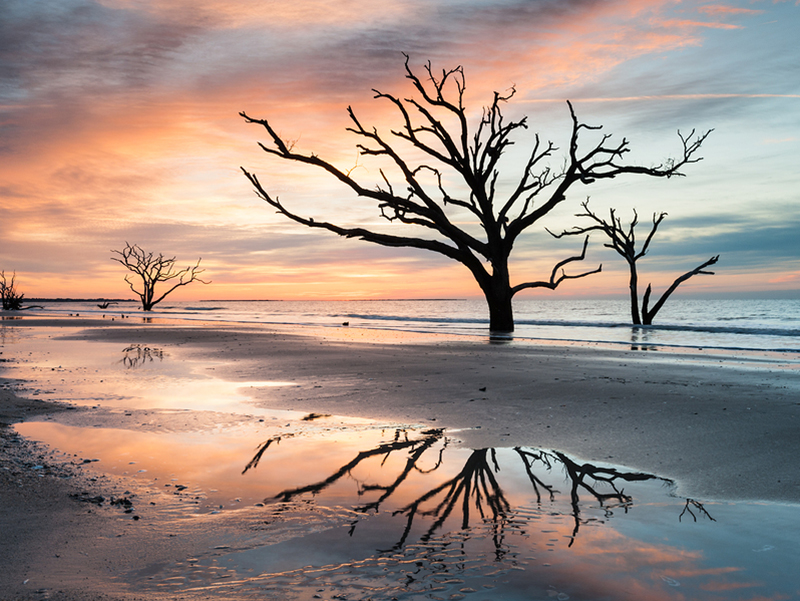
[2,315,799,600]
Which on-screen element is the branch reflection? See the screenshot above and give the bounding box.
[245,428,711,553]
[119,344,164,368]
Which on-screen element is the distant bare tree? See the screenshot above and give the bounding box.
[552,200,719,325]
[111,243,210,311]
[1,271,25,310]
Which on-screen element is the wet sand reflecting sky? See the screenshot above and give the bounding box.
[6,328,800,600]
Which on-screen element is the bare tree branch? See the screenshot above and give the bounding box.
[679,499,716,522]
[642,255,719,324]
[512,236,602,294]
[239,168,476,264]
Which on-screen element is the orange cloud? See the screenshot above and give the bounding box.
[768,272,800,284]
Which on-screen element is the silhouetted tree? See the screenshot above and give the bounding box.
[552,200,719,325]
[111,243,210,311]
[241,55,710,332]
[1,271,25,310]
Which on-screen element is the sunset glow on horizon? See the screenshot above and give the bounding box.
[2,0,798,302]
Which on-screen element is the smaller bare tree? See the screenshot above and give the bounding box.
[1,271,25,311]
[111,243,210,311]
[551,200,719,325]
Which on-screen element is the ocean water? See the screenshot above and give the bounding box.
[20,297,800,353]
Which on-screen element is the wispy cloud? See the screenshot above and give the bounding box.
[523,93,800,103]
[697,5,765,17]
[658,18,743,29]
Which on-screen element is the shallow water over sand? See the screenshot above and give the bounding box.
[4,326,800,600]
[13,420,800,600]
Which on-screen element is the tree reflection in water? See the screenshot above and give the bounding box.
[244,428,703,555]
[119,344,164,368]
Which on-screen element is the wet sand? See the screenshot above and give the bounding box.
[2,315,799,599]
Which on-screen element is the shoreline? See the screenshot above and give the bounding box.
[2,314,800,598]
[8,300,800,358]
[6,311,800,360]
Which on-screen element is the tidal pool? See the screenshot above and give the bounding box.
[4,326,800,600]
[0,327,300,414]
[14,420,800,601]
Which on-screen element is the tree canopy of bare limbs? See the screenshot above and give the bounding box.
[1,271,43,311]
[241,55,711,332]
[552,200,719,325]
[1,271,25,311]
[1,271,23,310]
[111,243,210,311]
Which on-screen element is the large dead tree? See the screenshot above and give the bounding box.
[111,243,210,311]
[552,200,719,325]
[241,55,710,332]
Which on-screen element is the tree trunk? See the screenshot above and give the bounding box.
[628,262,641,325]
[487,292,514,333]
[482,269,515,333]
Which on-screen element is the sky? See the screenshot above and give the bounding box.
[1,0,799,302]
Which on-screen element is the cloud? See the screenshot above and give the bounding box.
[573,212,800,276]
[0,1,199,102]
[2,0,799,299]
[769,272,800,284]
[697,5,765,17]
[658,18,742,29]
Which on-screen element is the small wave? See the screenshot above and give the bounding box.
[34,300,799,355]
[516,320,800,339]
[343,313,486,325]
[346,313,799,339]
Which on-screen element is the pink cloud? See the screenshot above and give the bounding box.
[698,5,765,16]
[657,18,743,29]
[768,272,800,284]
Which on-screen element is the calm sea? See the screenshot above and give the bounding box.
[24,298,800,354]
